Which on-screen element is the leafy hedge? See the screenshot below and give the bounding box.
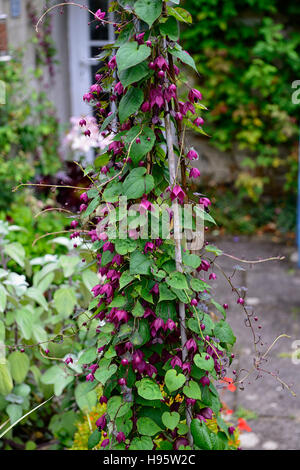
[182,0,300,203]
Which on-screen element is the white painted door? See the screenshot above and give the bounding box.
[68,0,114,118]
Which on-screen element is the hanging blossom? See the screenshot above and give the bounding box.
[63,116,114,155]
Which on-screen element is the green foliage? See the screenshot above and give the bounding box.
[0,54,61,209]
[182,0,300,208]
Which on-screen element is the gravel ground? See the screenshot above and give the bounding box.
[207,235,300,450]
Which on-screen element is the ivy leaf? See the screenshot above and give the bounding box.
[190,419,214,450]
[166,272,188,290]
[190,278,210,292]
[8,351,30,384]
[159,16,179,41]
[132,300,144,317]
[78,348,97,365]
[167,6,192,23]
[119,87,144,123]
[75,382,97,412]
[136,378,163,400]
[94,364,117,385]
[103,182,122,203]
[107,395,131,420]
[116,42,151,72]
[132,319,150,346]
[119,271,135,290]
[162,411,180,430]
[88,429,101,450]
[123,167,154,199]
[115,238,137,255]
[137,417,163,436]
[182,252,201,269]
[129,436,153,450]
[125,126,156,164]
[130,251,152,275]
[53,287,76,317]
[134,0,163,27]
[183,380,202,399]
[214,320,236,345]
[159,283,176,302]
[119,62,150,88]
[205,245,223,256]
[168,45,198,73]
[165,369,186,393]
[194,353,215,373]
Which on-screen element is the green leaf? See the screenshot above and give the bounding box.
[132,300,144,317]
[190,419,214,450]
[41,365,74,396]
[134,0,162,26]
[194,206,217,225]
[193,353,215,373]
[88,429,101,449]
[82,269,100,292]
[8,351,30,384]
[123,167,154,199]
[15,307,33,340]
[94,364,117,385]
[159,16,179,40]
[75,382,97,412]
[137,417,162,436]
[166,272,188,290]
[0,284,7,313]
[83,197,100,218]
[165,369,186,393]
[130,251,152,275]
[78,347,97,365]
[159,283,176,302]
[119,62,150,88]
[0,363,13,395]
[132,319,150,346]
[103,182,122,203]
[125,126,156,164]
[53,287,76,317]
[116,42,151,72]
[205,245,223,256]
[119,87,144,123]
[136,378,163,400]
[129,436,153,450]
[162,411,180,430]
[190,278,210,292]
[59,255,80,277]
[6,404,23,425]
[214,320,236,345]
[107,395,131,420]
[167,6,192,23]
[183,380,202,399]
[211,299,227,319]
[182,252,201,269]
[119,271,134,290]
[115,238,137,255]
[4,243,25,268]
[100,112,116,132]
[168,45,198,73]
[25,287,49,311]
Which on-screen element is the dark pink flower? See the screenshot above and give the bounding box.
[186,149,199,160]
[150,283,159,295]
[188,88,202,103]
[95,9,106,20]
[199,197,211,208]
[108,55,117,69]
[101,439,110,448]
[186,338,197,353]
[86,373,95,382]
[170,356,182,369]
[96,414,107,429]
[170,185,185,204]
[90,83,102,94]
[114,81,124,95]
[189,168,201,179]
[136,32,145,44]
[200,376,210,387]
[165,318,176,331]
[141,101,150,112]
[116,432,126,443]
[155,56,168,71]
[194,117,204,127]
[114,310,129,323]
[144,241,155,253]
[79,119,86,127]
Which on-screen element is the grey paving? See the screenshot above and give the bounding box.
[205,235,300,450]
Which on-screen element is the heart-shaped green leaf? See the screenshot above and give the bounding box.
[165,369,186,393]
[162,411,180,430]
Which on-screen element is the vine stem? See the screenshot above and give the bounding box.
[163,39,193,448]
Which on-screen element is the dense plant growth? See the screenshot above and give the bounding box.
[0,55,61,209]
[182,0,300,225]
